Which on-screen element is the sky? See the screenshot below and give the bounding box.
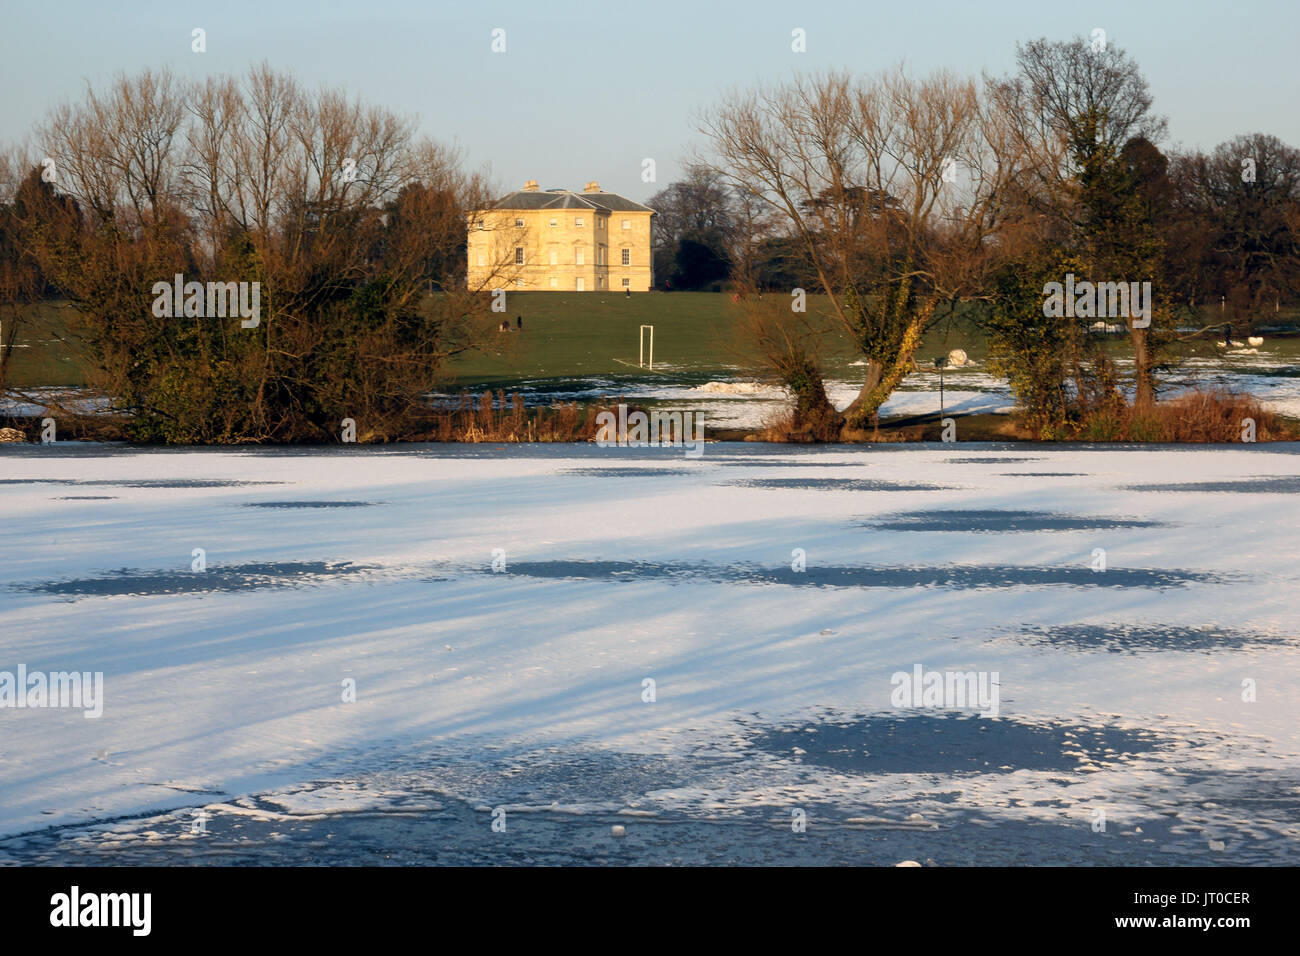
[1,0,1297,202]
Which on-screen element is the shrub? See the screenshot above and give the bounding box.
[1074,388,1296,442]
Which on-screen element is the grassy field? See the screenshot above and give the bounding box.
[447,291,987,390]
[451,292,765,385]
[418,292,1300,391]
[1,301,87,387]
[2,292,988,390]
[5,292,1299,394]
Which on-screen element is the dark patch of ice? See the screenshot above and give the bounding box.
[945,457,1042,464]
[1009,623,1293,654]
[1123,476,1300,493]
[747,713,1162,774]
[725,477,953,491]
[0,478,284,488]
[109,479,286,489]
[561,467,696,478]
[6,746,1294,866]
[712,460,861,468]
[243,501,378,509]
[20,561,377,597]
[866,509,1164,533]
[496,559,1217,590]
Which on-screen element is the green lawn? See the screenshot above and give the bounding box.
[447,291,987,389]
[450,292,750,384]
[1,301,87,387]
[6,292,1298,392]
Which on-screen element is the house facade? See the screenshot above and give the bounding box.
[467,181,655,292]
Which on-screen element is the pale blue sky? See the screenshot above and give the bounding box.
[2,0,1295,201]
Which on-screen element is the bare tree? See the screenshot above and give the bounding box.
[701,68,1030,434]
[23,64,509,442]
[648,164,738,287]
[727,182,780,287]
[1170,134,1300,329]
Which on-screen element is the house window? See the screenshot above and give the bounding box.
[597,246,605,266]
[621,278,631,287]
[576,248,585,266]
[576,277,585,291]
[549,249,558,265]
[515,218,524,227]
[621,219,630,230]
[597,276,604,288]
[477,251,486,267]
[549,277,558,288]
[597,217,605,230]
[549,218,558,226]
[575,217,584,226]
[621,248,630,266]
[515,247,524,265]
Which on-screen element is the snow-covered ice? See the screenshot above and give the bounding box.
[1,441,1298,864]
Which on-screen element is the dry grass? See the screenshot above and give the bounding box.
[752,386,1297,444]
[1080,388,1298,442]
[756,405,914,442]
[7,386,1291,445]
[753,407,798,442]
[416,391,593,442]
[1,390,629,444]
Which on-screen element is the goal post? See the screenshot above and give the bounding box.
[639,325,654,370]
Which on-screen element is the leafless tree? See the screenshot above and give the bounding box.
[1169,134,1300,327]
[22,64,510,442]
[701,68,1031,434]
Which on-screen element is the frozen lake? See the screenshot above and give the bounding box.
[1,441,1298,865]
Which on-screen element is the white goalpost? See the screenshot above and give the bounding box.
[639,325,654,370]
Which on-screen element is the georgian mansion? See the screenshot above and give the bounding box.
[467,180,655,292]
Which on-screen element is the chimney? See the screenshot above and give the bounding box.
[522,179,539,192]
[582,181,600,193]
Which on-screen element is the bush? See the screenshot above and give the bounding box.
[22,65,504,445]
[419,391,595,442]
[1074,388,1296,442]
[982,249,1105,435]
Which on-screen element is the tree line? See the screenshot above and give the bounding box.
[2,41,1298,443]
[0,65,514,442]
[659,37,1300,438]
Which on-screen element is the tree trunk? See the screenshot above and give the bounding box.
[840,309,931,432]
[1130,325,1154,410]
[787,360,843,441]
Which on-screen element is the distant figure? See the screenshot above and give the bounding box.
[625,287,631,298]
[499,320,510,332]
[665,279,673,292]
[516,315,523,330]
